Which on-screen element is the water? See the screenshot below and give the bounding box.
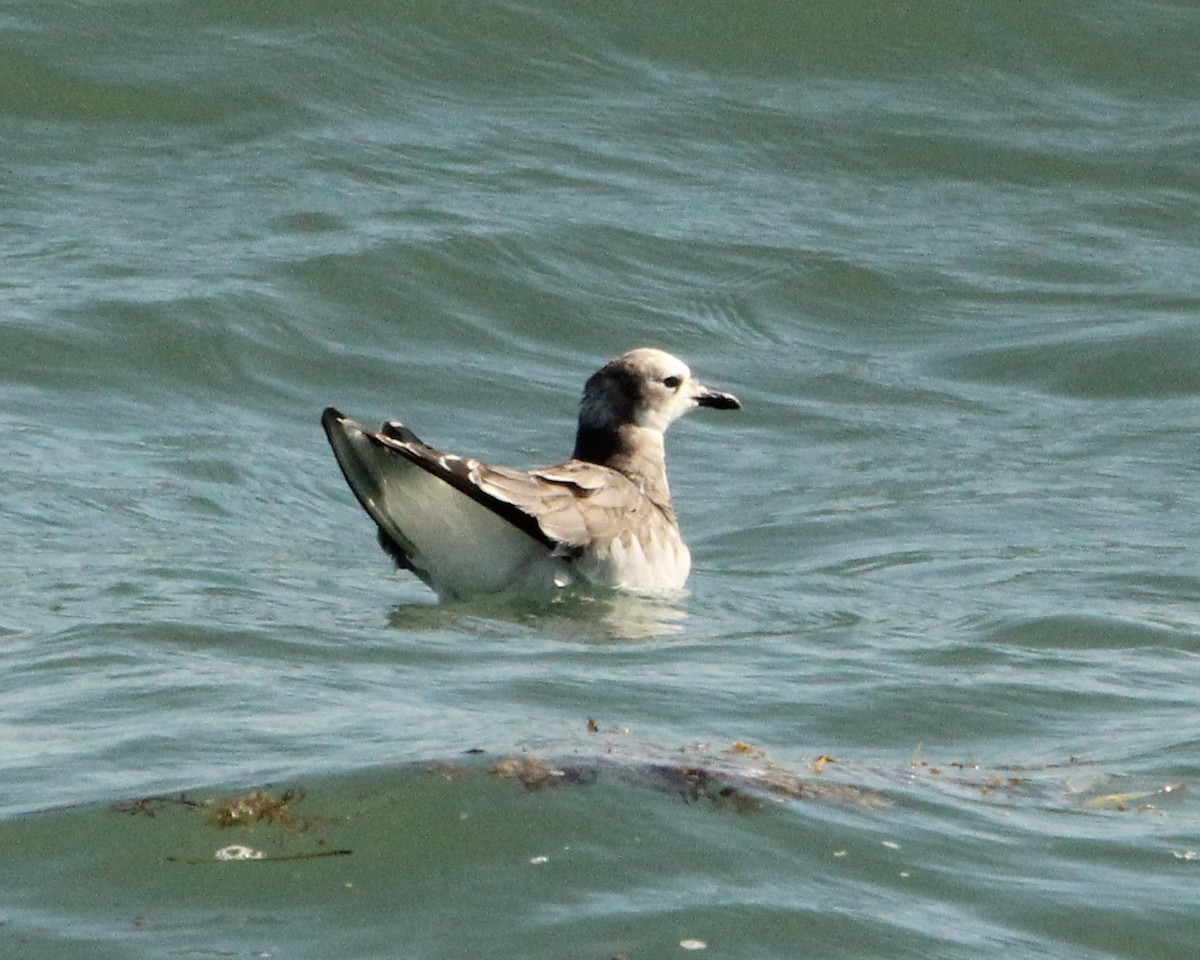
[4,0,1200,956]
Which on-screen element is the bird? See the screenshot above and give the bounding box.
[321,347,741,601]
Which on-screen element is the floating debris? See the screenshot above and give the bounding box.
[167,847,351,866]
[492,756,565,789]
[647,765,759,810]
[491,756,596,790]
[111,735,893,871]
[424,761,474,781]
[906,754,1187,815]
[108,785,348,865]
[209,789,304,830]
[215,845,264,861]
[110,794,205,817]
[491,746,890,809]
[111,790,318,831]
[1087,783,1185,809]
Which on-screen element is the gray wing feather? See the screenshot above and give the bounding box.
[472,460,672,552]
[333,413,676,563]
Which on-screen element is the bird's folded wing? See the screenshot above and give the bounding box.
[375,432,668,552]
[330,413,669,557]
[364,430,557,551]
[476,460,664,551]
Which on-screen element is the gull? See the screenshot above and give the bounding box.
[321,347,741,600]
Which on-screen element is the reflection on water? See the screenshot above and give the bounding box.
[388,587,689,641]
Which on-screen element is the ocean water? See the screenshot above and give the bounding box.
[4,0,1200,957]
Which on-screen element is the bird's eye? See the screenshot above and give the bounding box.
[662,375,682,389]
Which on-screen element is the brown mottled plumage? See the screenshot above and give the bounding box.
[322,348,740,600]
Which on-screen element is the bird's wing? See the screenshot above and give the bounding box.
[323,409,561,598]
[322,409,679,597]
[388,444,665,554]
[532,461,672,547]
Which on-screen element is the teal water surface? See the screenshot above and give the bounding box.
[3,1,1200,958]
